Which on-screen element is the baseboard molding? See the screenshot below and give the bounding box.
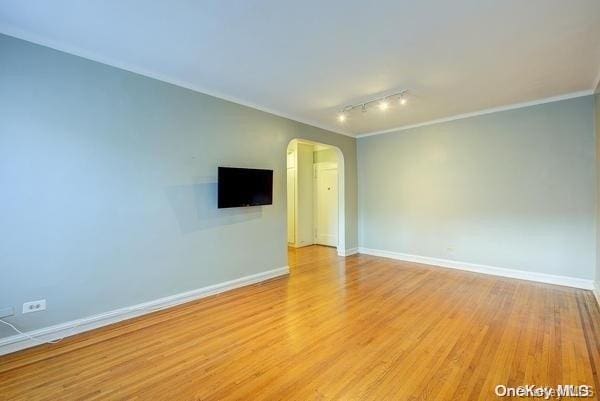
[289,242,314,249]
[0,266,289,356]
[358,247,594,290]
[338,247,358,257]
[593,282,600,308]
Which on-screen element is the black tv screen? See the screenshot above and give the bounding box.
[218,167,273,208]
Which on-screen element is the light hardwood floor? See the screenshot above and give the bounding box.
[1,245,599,400]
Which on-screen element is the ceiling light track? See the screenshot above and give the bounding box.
[338,90,408,122]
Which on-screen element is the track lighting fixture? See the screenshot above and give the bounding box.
[337,90,408,123]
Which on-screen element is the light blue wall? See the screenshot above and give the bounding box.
[0,34,357,338]
[358,96,596,280]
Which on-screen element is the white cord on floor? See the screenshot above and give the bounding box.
[0,319,64,345]
[0,304,169,348]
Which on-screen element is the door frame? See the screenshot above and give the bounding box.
[286,139,346,255]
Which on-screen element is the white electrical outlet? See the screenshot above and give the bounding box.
[22,299,46,314]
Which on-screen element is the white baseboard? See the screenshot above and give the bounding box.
[0,266,289,356]
[338,247,358,257]
[289,242,314,249]
[358,247,594,290]
[594,282,600,308]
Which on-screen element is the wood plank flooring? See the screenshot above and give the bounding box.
[1,245,599,400]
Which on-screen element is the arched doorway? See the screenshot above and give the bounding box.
[286,139,346,257]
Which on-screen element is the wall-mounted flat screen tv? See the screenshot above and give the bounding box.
[218,167,273,208]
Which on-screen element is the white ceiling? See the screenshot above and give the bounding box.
[1,0,599,136]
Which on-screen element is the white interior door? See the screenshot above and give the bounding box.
[287,168,295,244]
[315,165,338,247]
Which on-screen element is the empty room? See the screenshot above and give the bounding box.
[1,1,600,400]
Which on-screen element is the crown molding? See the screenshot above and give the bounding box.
[3,25,596,139]
[356,90,594,138]
[0,26,355,138]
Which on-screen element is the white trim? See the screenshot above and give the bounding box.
[338,247,358,257]
[0,266,289,356]
[287,138,346,253]
[357,90,594,138]
[0,27,353,138]
[593,67,600,94]
[594,282,600,308]
[357,247,594,290]
[5,27,596,140]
